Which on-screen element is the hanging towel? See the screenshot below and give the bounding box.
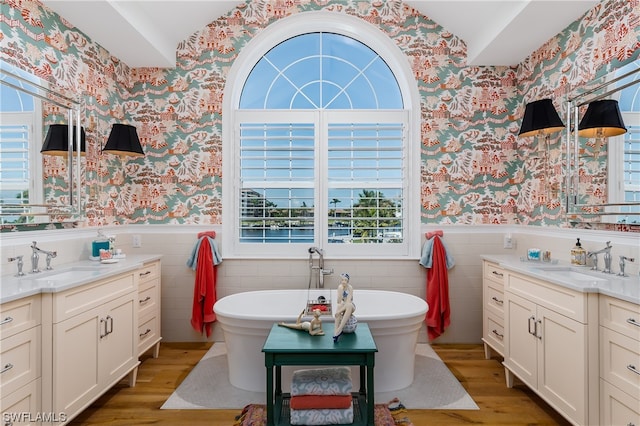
[186,231,223,337]
[419,231,454,341]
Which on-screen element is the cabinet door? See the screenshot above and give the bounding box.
[52,308,100,415]
[100,294,137,387]
[504,292,538,388]
[537,305,587,425]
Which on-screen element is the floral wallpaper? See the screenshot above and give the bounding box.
[1,0,638,232]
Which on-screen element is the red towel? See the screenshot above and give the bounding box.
[191,235,217,337]
[289,395,353,410]
[425,234,450,341]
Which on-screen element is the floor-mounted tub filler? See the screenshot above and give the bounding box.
[213,289,428,393]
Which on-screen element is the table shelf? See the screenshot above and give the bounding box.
[273,393,368,426]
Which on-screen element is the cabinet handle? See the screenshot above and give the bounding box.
[491,296,503,305]
[0,316,13,325]
[139,271,151,277]
[627,364,640,376]
[1,363,14,374]
[100,318,108,338]
[139,296,152,304]
[491,329,503,339]
[535,320,542,340]
[492,271,503,277]
[106,315,114,335]
[627,318,640,328]
[528,316,536,335]
[140,328,151,338]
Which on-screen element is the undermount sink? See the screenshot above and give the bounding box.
[534,266,608,282]
[34,266,102,283]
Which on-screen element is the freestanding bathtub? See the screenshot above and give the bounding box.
[213,289,428,393]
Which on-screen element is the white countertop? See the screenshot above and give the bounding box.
[0,254,162,304]
[481,254,640,305]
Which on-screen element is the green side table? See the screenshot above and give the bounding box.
[262,322,377,426]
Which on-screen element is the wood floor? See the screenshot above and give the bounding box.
[69,342,571,425]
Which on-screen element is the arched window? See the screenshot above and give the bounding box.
[223,12,420,258]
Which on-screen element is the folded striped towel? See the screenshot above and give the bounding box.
[291,367,352,397]
[290,404,354,425]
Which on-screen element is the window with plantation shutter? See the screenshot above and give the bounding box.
[224,15,420,258]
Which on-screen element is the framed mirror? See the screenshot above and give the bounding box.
[565,60,640,225]
[0,61,83,227]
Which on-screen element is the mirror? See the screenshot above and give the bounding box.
[0,61,83,227]
[565,60,640,225]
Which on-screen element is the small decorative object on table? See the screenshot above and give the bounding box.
[334,273,357,343]
[527,248,541,261]
[278,309,325,336]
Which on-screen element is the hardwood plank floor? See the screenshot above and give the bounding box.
[69,342,570,425]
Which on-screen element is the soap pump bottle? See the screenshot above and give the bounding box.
[92,229,110,259]
[571,238,586,266]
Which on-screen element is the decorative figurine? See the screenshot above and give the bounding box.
[278,308,325,336]
[333,273,356,342]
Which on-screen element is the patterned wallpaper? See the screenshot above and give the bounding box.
[1,0,638,231]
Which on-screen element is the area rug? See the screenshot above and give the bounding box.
[161,343,478,410]
[233,399,414,426]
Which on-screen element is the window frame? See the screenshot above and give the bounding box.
[222,11,421,259]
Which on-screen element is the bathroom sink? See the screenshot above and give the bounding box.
[534,266,608,282]
[34,267,102,283]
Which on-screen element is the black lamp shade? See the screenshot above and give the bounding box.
[577,99,627,138]
[41,124,86,156]
[518,98,565,137]
[103,124,144,157]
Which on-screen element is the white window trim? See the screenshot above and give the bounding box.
[222,11,421,259]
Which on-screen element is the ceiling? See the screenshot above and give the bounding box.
[42,0,600,68]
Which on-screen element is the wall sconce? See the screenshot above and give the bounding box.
[41,124,86,156]
[577,99,626,158]
[102,123,144,157]
[518,98,565,152]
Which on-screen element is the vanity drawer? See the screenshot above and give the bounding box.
[0,296,41,340]
[483,262,505,285]
[137,314,160,356]
[138,280,159,318]
[52,272,135,323]
[0,378,41,426]
[0,326,40,399]
[506,272,587,322]
[600,379,640,426]
[600,326,640,399]
[600,295,640,341]
[483,313,504,356]
[138,260,160,284]
[484,280,504,319]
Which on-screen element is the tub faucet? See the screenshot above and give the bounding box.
[30,241,57,273]
[618,256,635,277]
[308,247,333,288]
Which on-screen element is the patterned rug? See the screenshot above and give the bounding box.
[233,399,413,426]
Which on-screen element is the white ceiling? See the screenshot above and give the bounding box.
[42,0,600,68]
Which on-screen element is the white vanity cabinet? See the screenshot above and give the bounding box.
[137,260,162,358]
[482,261,505,358]
[598,295,640,425]
[0,295,42,426]
[46,270,139,423]
[503,271,599,426]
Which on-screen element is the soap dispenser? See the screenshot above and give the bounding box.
[92,229,110,259]
[571,238,586,266]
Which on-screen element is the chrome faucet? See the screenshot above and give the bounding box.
[308,247,333,288]
[30,241,57,273]
[7,255,25,277]
[618,256,635,277]
[587,241,612,273]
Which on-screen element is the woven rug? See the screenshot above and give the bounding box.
[161,343,478,410]
[233,399,413,426]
